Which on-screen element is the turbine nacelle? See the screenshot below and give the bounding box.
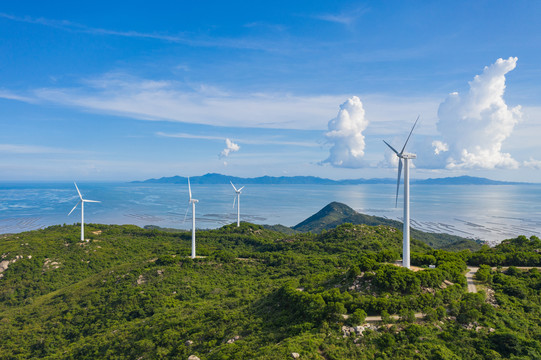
[383,116,419,207]
[401,153,417,159]
[230,181,244,194]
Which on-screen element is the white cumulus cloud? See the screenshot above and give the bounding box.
[434,57,521,169]
[321,96,368,168]
[219,138,240,158]
[432,140,449,155]
[524,158,541,170]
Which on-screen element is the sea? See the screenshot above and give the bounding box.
[1,182,540,245]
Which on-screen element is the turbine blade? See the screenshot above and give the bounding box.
[183,205,189,223]
[188,177,192,200]
[230,181,238,192]
[74,182,82,200]
[68,201,81,216]
[395,159,403,207]
[84,200,100,203]
[238,186,245,192]
[400,115,419,154]
[383,140,399,155]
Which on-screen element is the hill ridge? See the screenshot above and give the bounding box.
[293,201,482,250]
[133,173,529,185]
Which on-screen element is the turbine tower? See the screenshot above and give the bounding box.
[383,116,418,269]
[186,177,199,259]
[68,182,100,241]
[230,181,245,227]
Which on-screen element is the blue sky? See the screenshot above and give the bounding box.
[1,1,540,182]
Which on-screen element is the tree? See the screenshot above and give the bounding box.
[381,310,392,324]
[349,309,367,325]
[399,308,416,323]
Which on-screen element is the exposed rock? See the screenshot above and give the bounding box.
[188,355,200,360]
[291,353,300,359]
[137,274,146,285]
[485,287,499,307]
[43,258,61,271]
[341,325,355,337]
[354,325,366,336]
[0,260,11,273]
[157,269,164,276]
[185,340,193,346]
[226,335,240,344]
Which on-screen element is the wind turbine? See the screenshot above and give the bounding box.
[184,177,199,259]
[230,181,245,227]
[383,116,419,269]
[68,182,100,241]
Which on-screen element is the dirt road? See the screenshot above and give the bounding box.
[465,266,478,293]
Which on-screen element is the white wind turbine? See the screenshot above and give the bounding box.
[383,116,419,269]
[184,177,199,259]
[68,182,100,241]
[230,181,245,227]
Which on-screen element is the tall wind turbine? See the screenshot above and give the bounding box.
[68,182,100,241]
[185,177,199,259]
[230,181,245,227]
[383,116,419,269]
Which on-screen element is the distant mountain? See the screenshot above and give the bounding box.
[134,173,530,185]
[133,173,343,185]
[292,201,482,250]
[414,175,525,185]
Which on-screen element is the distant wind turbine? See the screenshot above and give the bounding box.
[184,177,199,259]
[230,181,245,227]
[383,116,419,269]
[68,182,100,241]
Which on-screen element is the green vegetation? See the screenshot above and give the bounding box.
[292,202,483,250]
[0,217,540,359]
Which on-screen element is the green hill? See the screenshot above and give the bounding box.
[1,220,541,358]
[293,202,482,251]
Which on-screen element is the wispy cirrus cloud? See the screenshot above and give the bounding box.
[17,74,341,130]
[2,72,442,132]
[156,132,319,147]
[0,89,36,103]
[310,6,368,26]
[0,144,88,154]
[0,12,287,52]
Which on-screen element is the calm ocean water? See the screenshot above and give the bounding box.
[1,182,540,245]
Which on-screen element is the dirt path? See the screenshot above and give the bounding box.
[465,266,478,293]
[365,313,424,323]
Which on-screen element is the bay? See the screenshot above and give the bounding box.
[1,182,540,245]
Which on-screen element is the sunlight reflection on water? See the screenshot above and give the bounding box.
[0,182,540,245]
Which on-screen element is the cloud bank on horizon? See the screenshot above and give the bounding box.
[323,57,527,172]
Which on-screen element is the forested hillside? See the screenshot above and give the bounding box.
[1,221,540,359]
[293,202,482,250]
